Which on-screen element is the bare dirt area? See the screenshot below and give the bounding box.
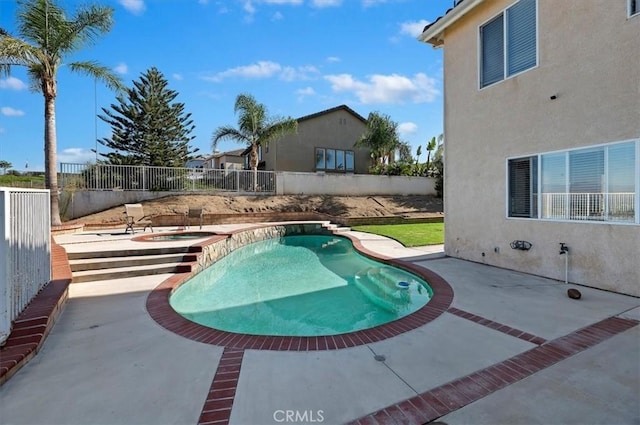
[68,194,443,224]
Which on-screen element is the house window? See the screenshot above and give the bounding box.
[630,0,639,16]
[480,0,537,88]
[315,148,355,172]
[315,148,326,169]
[345,151,354,171]
[508,156,538,218]
[508,141,639,223]
[336,150,345,170]
[326,149,336,170]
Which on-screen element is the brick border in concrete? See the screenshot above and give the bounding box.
[0,239,73,386]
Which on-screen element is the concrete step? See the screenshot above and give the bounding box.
[71,262,192,283]
[321,223,351,233]
[69,253,199,272]
[333,227,351,233]
[67,246,198,260]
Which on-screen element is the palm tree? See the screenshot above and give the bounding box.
[425,136,437,170]
[355,111,403,167]
[212,93,297,191]
[415,145,422,164]
[0,0,123,226]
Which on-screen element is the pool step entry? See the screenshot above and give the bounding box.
[67,246,199,283]
[321,222,351,234]
[353,267,412,313]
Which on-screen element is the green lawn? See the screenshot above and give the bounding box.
[0,174,46,189]
[351,222,444,247]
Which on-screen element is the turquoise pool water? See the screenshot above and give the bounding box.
[169,235,433,336]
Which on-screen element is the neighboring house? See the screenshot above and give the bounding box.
[206,149,245,171]
[242,105,372,174]
[185,156,207,169]
[419,0,639,296]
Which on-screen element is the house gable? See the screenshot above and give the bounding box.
[259,105,370,174]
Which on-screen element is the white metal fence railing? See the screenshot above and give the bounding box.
[542,192,635,222]
[59,163,276,193]
[0,188,51,344]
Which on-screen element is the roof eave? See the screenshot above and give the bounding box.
[418,0,486,47]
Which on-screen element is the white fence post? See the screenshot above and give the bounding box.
[0,188,51,345]
[0,189,10,342]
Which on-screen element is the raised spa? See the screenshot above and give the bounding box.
[169,235,433,336]
[146,231,216,241]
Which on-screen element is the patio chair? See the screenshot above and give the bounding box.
[184,207,204,229]
[124,203,153,234]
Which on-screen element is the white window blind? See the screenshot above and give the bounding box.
[506,0,537,76]
[480,15,505,87]
[480,0,537,88]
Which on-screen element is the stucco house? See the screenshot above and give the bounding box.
[185,156,207,169]
[241,105,372,174]
[206,149,245,171]
[419,0,639,296]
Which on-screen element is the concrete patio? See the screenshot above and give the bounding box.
[0,224,638,425]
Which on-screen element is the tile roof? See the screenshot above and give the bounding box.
[422,0,464,34]
[296,104,367,123]
[214,148,245,157]
[420,0,485,46]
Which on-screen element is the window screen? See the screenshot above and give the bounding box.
[481,15,505,88]
[508,156,538,217]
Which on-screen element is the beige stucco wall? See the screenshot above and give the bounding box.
[276,172,436,196]
[262,108,371,174]
[440,0,640,295]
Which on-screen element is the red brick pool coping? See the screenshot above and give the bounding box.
[0,239,72,386]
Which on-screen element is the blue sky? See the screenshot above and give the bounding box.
[0,0,450,172]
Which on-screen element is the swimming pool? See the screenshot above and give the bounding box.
[169,235,433,336]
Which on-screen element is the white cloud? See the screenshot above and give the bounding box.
[399,19,429,38]
[296,87,316,97]
[324,72,439,104]
[114,63,128,75]
[398,122,418,136]
[203,61,281,82]
[272,11,284,20]
[203,61,318,83]
[119,0,145,14]
[280,65,319,81]
[1,107,25,116]
[173,73,184,81]
[57,148,97,164]
[326,56,340,63]
[311,0,342,7]
[243,1,256,14]
[0,76,27,90]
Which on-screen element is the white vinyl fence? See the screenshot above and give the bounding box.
[59,163,275,193]
[0,188,51,344]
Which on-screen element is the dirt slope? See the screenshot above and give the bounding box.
[67,194,443,224]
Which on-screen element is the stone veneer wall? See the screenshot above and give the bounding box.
[187,223,333,282]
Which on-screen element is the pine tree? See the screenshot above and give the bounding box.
[98,67,197,166]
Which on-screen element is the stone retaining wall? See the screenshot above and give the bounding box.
[187,223,332,283]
